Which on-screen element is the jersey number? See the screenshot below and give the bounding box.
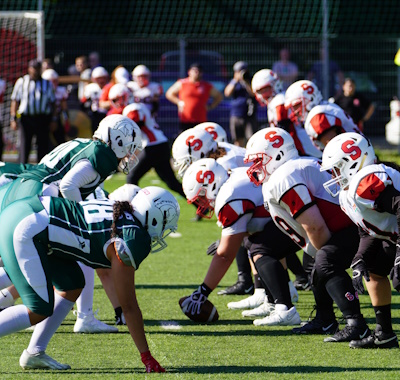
[275,216,306,247]
[81,200,114,223]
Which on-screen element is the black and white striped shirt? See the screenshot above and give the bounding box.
[11,74,55,116]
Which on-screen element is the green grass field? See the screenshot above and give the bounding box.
[2,149,400,379]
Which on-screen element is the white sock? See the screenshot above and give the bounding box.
[75,263,94,315]
[0,267,13,289]
[0,304,31,337]
[27,292,74,355]
[0,288,15,308]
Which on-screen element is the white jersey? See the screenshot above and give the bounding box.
[127,81,163,114]
[216,142,251,171]
[342,163,399,243]
[263,156,353,256]
[54,86,68,113]
[215,167,271,236]
[83,82,108,113]
[267,93,322,158]
[305,103,360,147]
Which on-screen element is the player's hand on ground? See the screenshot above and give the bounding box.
[351,258,369,295]
[141,351,165,373]
[181,287,207,315]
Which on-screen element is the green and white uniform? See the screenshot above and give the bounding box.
[0,138,118,211]
[0,196,151,316]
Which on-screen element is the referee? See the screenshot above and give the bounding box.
[10,59,57,163]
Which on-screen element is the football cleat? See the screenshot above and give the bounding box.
[227,288,266,310]
[349,325,399,349]
[253,305,301,326]
[217,277,254,296]
[292,315,338,335]
[293,277,312,291]
[19,349,71,370]
[324,317,370,342]
[73,310,118,333]
[242,300,275,318]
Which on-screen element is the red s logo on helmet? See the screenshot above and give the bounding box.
[301,83,314,94]
[264,130,284,148]
[196,170,215,184]
[341,140,361,160]
[186,136,203,151]
[205,126,217,140]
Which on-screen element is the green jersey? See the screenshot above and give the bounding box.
[44,197,151,270]
[19,138,119,199]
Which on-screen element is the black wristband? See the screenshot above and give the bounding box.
[10,116,16,122]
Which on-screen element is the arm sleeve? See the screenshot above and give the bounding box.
[59,159,100,201]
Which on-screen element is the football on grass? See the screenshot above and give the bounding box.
[179,296,219,323]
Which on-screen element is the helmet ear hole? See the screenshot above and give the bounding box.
[152,218,157,227]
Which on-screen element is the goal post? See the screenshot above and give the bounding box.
[0,11,44,159]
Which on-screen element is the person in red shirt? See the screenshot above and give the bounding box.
[166,63,223,132]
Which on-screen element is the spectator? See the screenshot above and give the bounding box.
[42,68,69,147]
[332,77,375,132]
[272,48,299,91]
[127,65,163,118]
[307,48,344,98]
[10,59,56,163]
[99,66,131,113]
[81,66,109,132]
[224,61,257,147]
[88,51,101,70]
[165,63,223,133]
[0,77,5,159]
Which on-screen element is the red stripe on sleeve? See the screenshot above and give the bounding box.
[281,188,307,216]
[356,173,386,201]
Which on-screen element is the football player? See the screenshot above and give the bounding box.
[245,127,371,343]
[0,114,142,334]
[180,158,302,326]
[0,187,179,371]
[321,132,399,348]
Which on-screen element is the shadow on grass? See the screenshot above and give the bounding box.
[6,364,400,375]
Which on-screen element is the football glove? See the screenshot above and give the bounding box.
[140,351,165,373]
[350,258,370,295]
[390,247,400,291]
[181,286,208,315]
[207,240,220,256]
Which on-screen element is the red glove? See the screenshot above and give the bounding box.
[140,351,165,373]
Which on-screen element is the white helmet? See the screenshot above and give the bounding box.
[122,102,151,127]
[244,127,298,185]
[131,186,180,253]
[182,158,229,219]
[132,64,151,79]
[251,69,283,106]
[108,184,141,202]
[284,80,323,124]
[114,67,130,84]
[172,128,218,177]
[194,122,227,142]
[320,132,376,197]
[304,106,345,150]
[109,83,130,108]
[42,69,59,81]
[93,115,143,174]
[91,66,108,79]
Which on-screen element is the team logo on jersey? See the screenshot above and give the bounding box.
[345,292,355,301]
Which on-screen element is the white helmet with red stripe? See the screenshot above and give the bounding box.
[182,158,229,219]
[320,132,376,197]
[251,69,283,106]
[305,105,345,150]
[172,128,218,177]
[284,80,323,124]
[244,127,298,185]
[194,122,227,142]
[122,102,151,127]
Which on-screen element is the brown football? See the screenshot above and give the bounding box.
[179,296,219,323]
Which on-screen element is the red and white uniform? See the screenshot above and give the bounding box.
[341,164,399,243]
[306,103,360,143]
[82,82,108,114]
[127,81,163,115]
[216,142,251,171]
[54,86,68,113]
[139,112,167,148]
[268,93,322,158]
[215,167,271,236]
[263,157,353,256]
